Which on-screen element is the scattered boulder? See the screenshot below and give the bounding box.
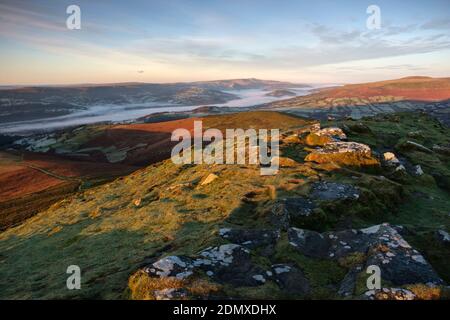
[145,244,269,288]
[219,228,280,255]
[145,255,194,279]
[343,122,372,134]
[304,133,333,147]
[271,156,298,168]
[382,152,400,166]
[153,288,188,300]
[338,265,363,297]
[397,140,433,154]
[271,264,310,296]
[435,230,450,246]
[292,123,321,135]
[282,134,301,144]
[364,288,416,300]
[315,127,347,140]
[200,173,219,186]
[433,144,450,156]
[288,228,330,258]
[305,142,379,167]
[310,181,360,202]
[412,164,424,176]
[288,224,445,287]
[270,197,317,229]
[196,244,267,286]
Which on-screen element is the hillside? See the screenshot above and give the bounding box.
[0,110,449,300]
[265,77,450,110]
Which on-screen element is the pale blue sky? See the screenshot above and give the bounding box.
[1,0,449,84]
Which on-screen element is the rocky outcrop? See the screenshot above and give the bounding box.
[288,224,444,287]
[310,181,360,202]
[364,288,416,300]
[303,127,347,147]
[270,197,317,229]
[271,264,310,296]
[219,228,280,256]
[305,141,379,167]
[315,127,347,140]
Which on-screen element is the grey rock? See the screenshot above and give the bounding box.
[435,230,450,246]
[218,228,280,256]
[288,224,445,287]
[271,264,310,296]
[338,265,362,297]
[154,288,188,300]
[288,227,330,258]
[270,197,317,230]
[310,181,360,202]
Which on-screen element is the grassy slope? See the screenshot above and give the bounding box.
[266,77,450,109]
[0,111,449,299]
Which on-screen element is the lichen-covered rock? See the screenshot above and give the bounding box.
[271,156,298,168]
[364,288,416,300]
[304,133,333,147]
[310,181,360,202]
[305,141,379,167]
[196,244,267,286]
[269,197,317,229]
[281,134,301,144]
[219,228,280,255]
[315,127,347,140]
[288,227,330,258]
[153,288,188,300]
[288,224,445,287]
[145,256,194,279]
[382,152,400,166]
[271,264,310,296]
[338,265,363,297]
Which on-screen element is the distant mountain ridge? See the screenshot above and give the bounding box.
[0,78,309,124]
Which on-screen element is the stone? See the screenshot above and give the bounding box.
[435,230,450,246]
[271,264,310,296]
[304,133,333,147]
[397,140,433,154]
[288,227,330,258]
[382,152,400,166]
[271,156,298,168]
[282,134,301,144]
[343,122,372,134]
[305,141,379,167]
[413,165,424,176]
[218,228,280,255]
[315,127,347,140]
[364,288,416,300]
[310,181,360,202]
[338,265,362,297]
[269,197,317,230]
[154,288,188,300]
[200,173,219,186]
[288,224,445,287]
[146,255,194,279]
[196,244,267,286]
[432,144,450,156]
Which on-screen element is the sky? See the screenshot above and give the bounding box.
[0,0,449,85]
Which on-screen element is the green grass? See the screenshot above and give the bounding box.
[0,111,449,299]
